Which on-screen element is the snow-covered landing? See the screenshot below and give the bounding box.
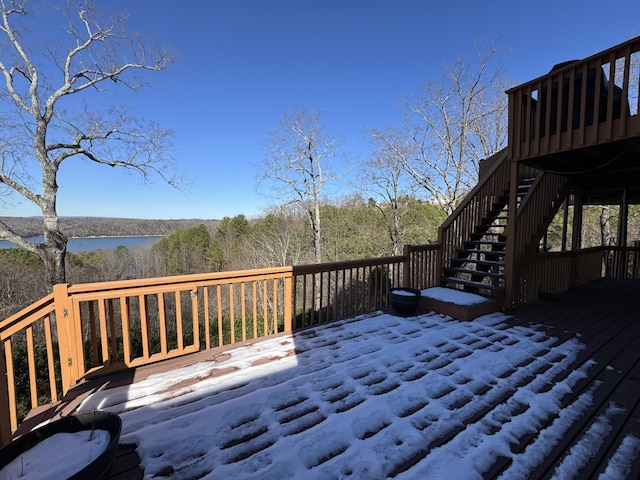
[78,310,639,479]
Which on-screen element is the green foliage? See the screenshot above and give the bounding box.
[153,224,213,275]
[0,248,41,267]
[399,198,446,245]
[210,215,251,271]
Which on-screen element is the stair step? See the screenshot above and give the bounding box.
[464,240,506,249]
[441,277,504,294]
[443,267,504,279]
[470,232,506,240]
[458,249,506,258]
[450,258,504,268]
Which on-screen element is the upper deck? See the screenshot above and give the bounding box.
[507,35,640,202]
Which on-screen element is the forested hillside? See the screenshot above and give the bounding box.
[0,217,220,238]
[0,197,445,317]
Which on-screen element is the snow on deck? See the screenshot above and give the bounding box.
[77,310,635,479]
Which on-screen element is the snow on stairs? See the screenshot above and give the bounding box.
[440,176,536,310]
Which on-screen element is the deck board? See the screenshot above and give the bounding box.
[11,278,640,479]
[504,278,640,479]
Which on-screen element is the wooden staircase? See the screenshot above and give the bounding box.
[433,146,572,319]
[441,176,536,298]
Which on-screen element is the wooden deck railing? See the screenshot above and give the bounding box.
[0,249,441,442]
[404,244,440,290]
[2,240,637,443]
[0,293,57,443]
[513,248,605,306]
[511,245,640,307]
[292,256,410,328]
[508,35,640,163]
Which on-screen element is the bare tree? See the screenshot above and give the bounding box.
[245,205,306,268]
[260,107,346,264]
[359,129,416,256]
[0,0,177,287]
[374,44,509,215]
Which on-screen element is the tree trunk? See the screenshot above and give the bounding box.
[40,160,68,287]
[39,238,67,287]
[600,205,612,246]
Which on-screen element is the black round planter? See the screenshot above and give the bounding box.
[389,287,421,314]
[0,411,122,480]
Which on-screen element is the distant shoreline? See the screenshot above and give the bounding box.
[0,235,166,253]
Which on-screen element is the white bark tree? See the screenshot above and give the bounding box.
[260,107,346,264]
[373,44,509,215]
[0,0,177,287]
[359,129,415,256]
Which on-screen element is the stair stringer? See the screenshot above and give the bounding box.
[514,170,570,257]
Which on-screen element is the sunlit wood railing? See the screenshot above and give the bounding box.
[0,250,442,442]
[0,293,58,441]
[508,35,640,163]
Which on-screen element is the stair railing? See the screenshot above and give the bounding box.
[437,149,510,279]
[514,170,569,257]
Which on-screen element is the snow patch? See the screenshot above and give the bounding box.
[421,287,490,306]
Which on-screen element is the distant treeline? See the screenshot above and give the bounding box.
[0,216,220,238]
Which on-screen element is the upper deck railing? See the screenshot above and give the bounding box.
[508,35,640,163]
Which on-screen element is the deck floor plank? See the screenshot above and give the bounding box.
[11,278,640,479]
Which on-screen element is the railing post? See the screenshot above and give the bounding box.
[0,340,11,447]
[53,283,82,395]
[284,270,293,332]
[402,244,411,288]
[504,158,519,308]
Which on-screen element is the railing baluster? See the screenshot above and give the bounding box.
[241,283,247,341]
[262,279,268,336]
[272,278,278,334]
[98,299,109,363]
[43,315,57,403]
[121,296,132,363]
[216,285,223,347]
[228,284,235,343]
[26,327,37,408]
[4,339,16,432]
[175,291,183,351]
[252,282,258,339]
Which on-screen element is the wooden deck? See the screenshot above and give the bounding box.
[499,277,640,478]
[12,278,640,479]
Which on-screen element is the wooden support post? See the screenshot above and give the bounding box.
[618,188,629,277]
[53,283,81,395]
[283,270,293,333]
[504,157,520,308]
[619,188,629,247]
[0,340,12,446]
[561,196,570,252]
[403,244,412,288]
[570,191,584,287]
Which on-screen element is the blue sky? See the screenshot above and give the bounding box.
[4,0,640,220]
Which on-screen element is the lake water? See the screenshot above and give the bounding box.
[0,235,165,253]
